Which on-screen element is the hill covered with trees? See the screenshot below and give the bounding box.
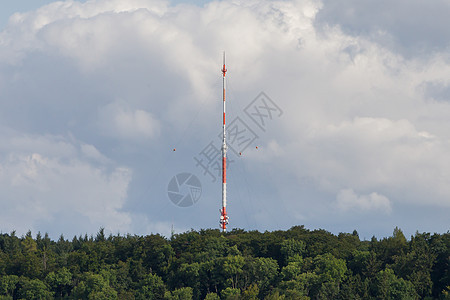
[0,226,449,299]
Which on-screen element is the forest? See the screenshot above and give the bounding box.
[0,226,449,299]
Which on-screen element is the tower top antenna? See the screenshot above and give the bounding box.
[222,52,227,76]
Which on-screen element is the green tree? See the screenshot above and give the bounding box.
[376,227,407,267]
[337,274,370,299]
[442,286,450,300]
[72,272,117,299]
[280,239,306,264]
[221,287,240,300]
[17,232,41,278]
[139,234,174,276]
[17,277,52,300]
[36,232,54,273]
[242,283,259,300]
[278,274,312,299]
[264,290,287,300]
[0,227,447,300]
[246,257,279,295]
[136,273,166,300]
[222,255,245,289]
[375,268,418,300]
[431,232,450,297]
[107,260,133,295]
[0,275,18,298]
[393,232,436,298]
[164,287,193,300]
[281,256,309,281]
[204,292,220,300]
[177,262,201,298]
[348,250,380,279]
[45,267,72,297]
[310,253,347,299]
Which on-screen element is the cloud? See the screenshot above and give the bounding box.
[0,130,132,237]
[421,81,450,102]
[278,117,450,208]
[81,143,111,164]
[98,101,160,141]
[315,0,450,57]
[336,188,392,214]
[0,0,449,238]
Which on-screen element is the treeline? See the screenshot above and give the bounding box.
[0,226,449,299]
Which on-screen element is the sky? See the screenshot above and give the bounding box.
[0,0,449,240]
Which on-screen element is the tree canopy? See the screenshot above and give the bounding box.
[0,226,448,299]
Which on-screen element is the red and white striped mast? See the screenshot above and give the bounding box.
[220,52,229,232]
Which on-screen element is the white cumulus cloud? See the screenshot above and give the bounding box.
[336,188,392,214]
[0,130,132,237]
[0,0,449,238]
[98,101,160,141]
